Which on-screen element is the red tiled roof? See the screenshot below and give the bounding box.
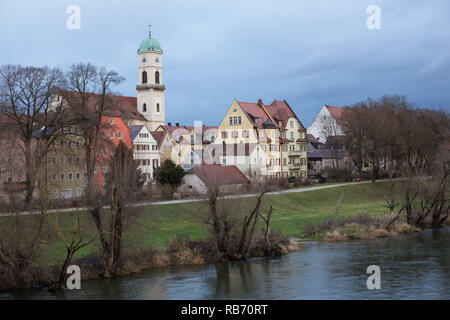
[237,101,269,128]
[150,130,167,149]
[266,100,306,131]
[190,164,250,186]
[324,105,347,128]
[59,90,146,121]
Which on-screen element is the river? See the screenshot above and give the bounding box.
[1,227,449,299]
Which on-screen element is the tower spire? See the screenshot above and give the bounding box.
[148,22,152,38]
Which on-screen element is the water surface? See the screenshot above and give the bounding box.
[2,227,449,299]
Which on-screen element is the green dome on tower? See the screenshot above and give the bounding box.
[138,37,162,52]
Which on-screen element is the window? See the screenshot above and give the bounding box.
[155,71,160,84]
[76,157,80,164]
[69,173,73,181]
[118,131,122,139]
[211,135,215,142]
[278,120,282,126]
[142,71,147,84]
[290,132,294,141]
[102,164,107,173]
[300,145,305,152]
[110,118,114,125]
[254,118,258,124]
[238,116,242,125]
[61,173,64,181]
[229,117,232,125]
[68,157,72,164]
[222,131,228,139]
[52,157,56,164]
[110,131,115,139]
[156,103,160,112]
[52,175,56,181]
[143,103,147,112]
[76,188,82,197]
[233,117,237,125]
[232,131,238,138]
[53,189,58,199]
[190,135,194,144]
[102,131,106,139]
[62,189,72,199]
[290,121,294,128]
[222,158,226,165]
[76,141,80,149]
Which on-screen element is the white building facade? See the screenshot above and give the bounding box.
[130,125,160,183]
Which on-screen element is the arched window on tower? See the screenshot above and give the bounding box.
[156,103,160,112]
[142,71,147,84]
[143,103,147,112]
[155,71,160,84]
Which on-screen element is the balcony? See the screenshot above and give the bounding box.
[136,83,166,91]
[289,163,302,169]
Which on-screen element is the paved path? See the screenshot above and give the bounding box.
[0,178,403,217]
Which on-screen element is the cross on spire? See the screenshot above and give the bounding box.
[148,22,152,38]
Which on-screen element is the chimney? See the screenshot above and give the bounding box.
[168,122,172,126]
[176,122,180,127]
[258,99,263,107]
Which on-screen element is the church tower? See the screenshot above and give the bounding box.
[137,25,165,131]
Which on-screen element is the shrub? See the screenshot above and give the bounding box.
[325,167,353,182]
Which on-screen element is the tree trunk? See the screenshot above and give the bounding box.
[56,248,75,290]
[24,139,33,207]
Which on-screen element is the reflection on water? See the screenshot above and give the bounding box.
[2,227,449,299]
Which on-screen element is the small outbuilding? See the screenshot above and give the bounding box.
[178,164,250,195]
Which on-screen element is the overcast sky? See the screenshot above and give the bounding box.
[1,0,449,127]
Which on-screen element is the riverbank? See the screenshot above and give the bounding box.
[0,180,408,291]
[32,179,404,266]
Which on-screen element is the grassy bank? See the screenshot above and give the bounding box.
[32,180,400,267]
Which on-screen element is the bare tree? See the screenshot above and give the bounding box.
[0,184,47,289]
[102,141,145,277]
[49,207,99,290]
[61,62,125,277]
[0,64,68,207]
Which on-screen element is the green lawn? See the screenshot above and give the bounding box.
[6,180,400,266]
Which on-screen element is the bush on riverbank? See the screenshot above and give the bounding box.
[303,213,422,241]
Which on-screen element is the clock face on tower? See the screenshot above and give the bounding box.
[155,57,160,63]
[142,57,147,64]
